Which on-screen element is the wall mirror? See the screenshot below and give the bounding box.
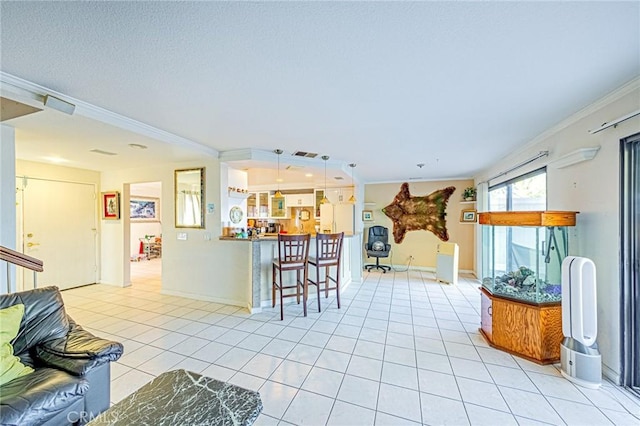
[175,167,205,228]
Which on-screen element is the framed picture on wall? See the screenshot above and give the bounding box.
[460,209,477,223]
[362,210,374,221]
[131,196,160,222]
[102,191,120,220]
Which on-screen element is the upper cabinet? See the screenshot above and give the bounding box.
[270,195,287,218]
[314,189,324,218]
[247,191,270,218]
[285,193,314,207]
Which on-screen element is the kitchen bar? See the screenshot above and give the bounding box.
[219,233,360,313]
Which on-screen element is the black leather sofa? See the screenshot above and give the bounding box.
[0,286,123,425]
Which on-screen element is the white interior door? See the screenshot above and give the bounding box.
[20,178,97,290]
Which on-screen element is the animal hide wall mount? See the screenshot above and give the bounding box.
[382,183,455,243]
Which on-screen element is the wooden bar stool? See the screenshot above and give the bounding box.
[308,232,344,312]
[272,234,311,320]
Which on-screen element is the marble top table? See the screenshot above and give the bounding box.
[88,369,263,426]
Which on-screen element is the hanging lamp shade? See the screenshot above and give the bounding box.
[348,163,356,203]
[321,155,330,204]
[274,149,283,197]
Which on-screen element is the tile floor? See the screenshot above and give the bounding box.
[60,259,640,425]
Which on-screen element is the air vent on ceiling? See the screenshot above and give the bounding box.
[90,149,117,156]
[334,176,344,180]
[286,165,304,170]
[292,151,318,158]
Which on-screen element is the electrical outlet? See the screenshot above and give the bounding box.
[408,255,414,261]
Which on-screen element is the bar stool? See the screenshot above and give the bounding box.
[272,234,311,320]
[308,232,344,312]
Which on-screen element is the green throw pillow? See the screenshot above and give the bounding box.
[0,304,34,386]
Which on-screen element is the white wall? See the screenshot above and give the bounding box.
[0,126,16,293]
[475,79,640,383]
[101,159,252,307]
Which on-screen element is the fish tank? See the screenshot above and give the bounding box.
[480,211,577,305]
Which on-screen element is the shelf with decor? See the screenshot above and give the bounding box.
[228,187,250,199]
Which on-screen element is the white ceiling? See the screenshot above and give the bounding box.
[1,2,638,182]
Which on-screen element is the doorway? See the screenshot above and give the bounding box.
[129,182,162,291]
[16,177,98,291]
[620,132,640,395]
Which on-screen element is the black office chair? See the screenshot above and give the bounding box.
[365,226,391,273]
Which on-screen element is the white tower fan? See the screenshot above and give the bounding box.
[560,256,602,388]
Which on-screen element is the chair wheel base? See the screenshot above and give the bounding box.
[365,264,391,273]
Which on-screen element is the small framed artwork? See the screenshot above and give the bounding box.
[460,209,477,223]
[131,196,160,222]
[102,191,120,220]
[362,210,374,221]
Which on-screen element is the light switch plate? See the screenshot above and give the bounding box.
[177,232,187,241]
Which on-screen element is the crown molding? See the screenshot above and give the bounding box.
[0,72,218,157]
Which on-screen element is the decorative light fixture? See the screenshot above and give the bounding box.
[348,163,356,203]
[550,147,600,169]
[321,155,330,204]
[274,149,283,198]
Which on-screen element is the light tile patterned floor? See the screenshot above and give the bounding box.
[61,259,640,425]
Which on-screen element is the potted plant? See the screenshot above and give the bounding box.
[463,186,476,201]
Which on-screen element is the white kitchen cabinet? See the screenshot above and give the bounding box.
[247,192,270,218]
[285,193,314,207]
[270,195,287,218]
[314,189,324,218]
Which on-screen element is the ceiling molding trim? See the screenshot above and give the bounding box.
[0,72,218,157]
[474,75,640,180]
[365,176,476,186]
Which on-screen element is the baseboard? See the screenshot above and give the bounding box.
[365,265,476,276]
[98,280,131,288]
[160,288,246,308]
[248,305,262,314]
[602,363,621,385]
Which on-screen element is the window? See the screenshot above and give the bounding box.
[485,168,547,280]
[489,168,546,211]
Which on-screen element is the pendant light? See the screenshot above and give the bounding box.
[321,155,330,204]
[348,163,356,203]
[274,149,283,198]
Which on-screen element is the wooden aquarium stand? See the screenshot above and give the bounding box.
[480,287,563,364]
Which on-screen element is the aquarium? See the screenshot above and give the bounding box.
[480,211,577,305]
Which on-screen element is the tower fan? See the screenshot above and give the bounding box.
[560,256,601,388]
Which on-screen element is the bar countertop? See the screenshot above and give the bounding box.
[219,233,355,242]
